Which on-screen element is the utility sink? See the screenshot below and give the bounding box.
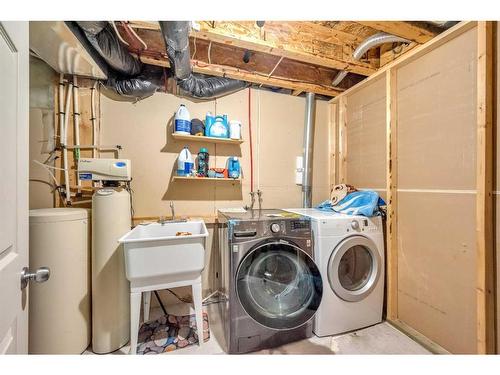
[118,220,208,288]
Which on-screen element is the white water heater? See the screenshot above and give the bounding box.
[92,188,131,353]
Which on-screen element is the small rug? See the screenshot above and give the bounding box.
[137,312,210,354]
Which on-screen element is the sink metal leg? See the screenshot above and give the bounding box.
[143,291,151,322]
[129,291,141,355]
[192,281,204,346]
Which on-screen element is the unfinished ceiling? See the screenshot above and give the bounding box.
[117,21,448,98]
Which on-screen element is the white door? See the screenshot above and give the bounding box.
[0,21,29,354]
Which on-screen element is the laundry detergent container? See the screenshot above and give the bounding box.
[28,208,91,354]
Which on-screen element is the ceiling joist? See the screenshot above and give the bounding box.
[138,55,344,97]
[356,21,439,44]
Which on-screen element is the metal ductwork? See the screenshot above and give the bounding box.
[159,21,249,99]
[332,32,411,87]
[302,92,316,208]
[427,21,459,29]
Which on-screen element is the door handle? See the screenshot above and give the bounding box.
[20,266,50,290]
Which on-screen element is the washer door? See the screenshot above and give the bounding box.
[236,240,323,330]
[328,235,381,302]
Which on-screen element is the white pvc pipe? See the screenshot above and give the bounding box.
[58,74,71,206]
[72,76,81,194]
[90,82,98,159]
[63,78,73,205]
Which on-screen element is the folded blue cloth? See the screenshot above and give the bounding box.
[316,190,385,217]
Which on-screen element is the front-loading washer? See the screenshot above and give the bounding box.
[285,208,385,336]
[217,209,323,353]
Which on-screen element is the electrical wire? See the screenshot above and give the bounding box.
[125,22,148,50]
[248,89,254,192]
[110,21,129,46]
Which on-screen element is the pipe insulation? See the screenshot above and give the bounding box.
[159,21,249,99]
[302,92,316,208]
[332,32,411,86]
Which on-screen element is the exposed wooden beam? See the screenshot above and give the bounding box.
[379,42,418,67]
[357,21,438,44]
[193,21,377,76]
[337,96,347,183]
[475,20,495,355]
[291,90,303,96]
[139,55,344,97]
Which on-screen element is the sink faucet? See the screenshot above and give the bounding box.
[157,202,187,225]
[170,201,175,220]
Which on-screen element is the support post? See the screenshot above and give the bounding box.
[338,96,347,184]
[386,68,398,321]
[476,21,496,354]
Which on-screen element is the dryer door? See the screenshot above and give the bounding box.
[236,240,322,330]
[328,235,381,302]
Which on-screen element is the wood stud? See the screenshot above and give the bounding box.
[475,21,496,355]
[386,68,398,321]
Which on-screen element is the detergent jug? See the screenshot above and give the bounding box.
[228,157,240,179]
[229,120,241,140]
[205,111,215,136]
[206,114,229,138]
[174,104,191,135]
[177,146,194,176]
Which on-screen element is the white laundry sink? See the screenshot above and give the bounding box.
[118,220,208,288]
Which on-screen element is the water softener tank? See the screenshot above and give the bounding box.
[28,208,90,354]
[92,188,131,353]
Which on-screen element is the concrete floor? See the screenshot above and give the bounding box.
[85,301,430,355]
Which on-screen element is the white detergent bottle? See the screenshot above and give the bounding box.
[177,146,194,176]
[174,104,191,135]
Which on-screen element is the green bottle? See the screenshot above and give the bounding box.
[197,147,209,177]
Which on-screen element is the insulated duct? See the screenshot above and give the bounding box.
[302,92,316,208]
[68,21,164,101]
[159,21,248,99]
[332,32,410,86]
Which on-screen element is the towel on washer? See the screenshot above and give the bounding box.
[317,190,385,217]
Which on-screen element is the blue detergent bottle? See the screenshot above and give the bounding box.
[228,157,240,179]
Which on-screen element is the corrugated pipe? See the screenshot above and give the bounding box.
[159,21,249,99]
[332,32,410,87]
[302,92,316,208]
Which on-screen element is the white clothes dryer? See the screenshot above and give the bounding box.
[285,208,385,336]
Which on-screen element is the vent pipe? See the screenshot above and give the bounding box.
[302,92,316,208]
[332,32,410,86]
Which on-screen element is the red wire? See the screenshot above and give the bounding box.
[248,88,254,192]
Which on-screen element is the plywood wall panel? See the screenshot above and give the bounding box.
[397,192,477,353]
[397,28,477,191]
[345,75,386,190]
[395,27,478,353]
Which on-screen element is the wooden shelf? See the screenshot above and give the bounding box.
[172,133,243,145]
[172,176,241,183]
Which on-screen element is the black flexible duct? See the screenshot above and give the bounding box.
[159,21,248,99]
[67,21,164,101]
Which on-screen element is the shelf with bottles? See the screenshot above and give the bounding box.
[172,176,241,183]
[171,133,244,145]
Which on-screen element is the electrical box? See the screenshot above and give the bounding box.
[78,158,131,181]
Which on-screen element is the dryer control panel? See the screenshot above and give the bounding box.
[316,216,382,236]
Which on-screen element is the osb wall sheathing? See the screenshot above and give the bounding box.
[100,87,330,298]
[396,27,478,353]
[345,75,387,200]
